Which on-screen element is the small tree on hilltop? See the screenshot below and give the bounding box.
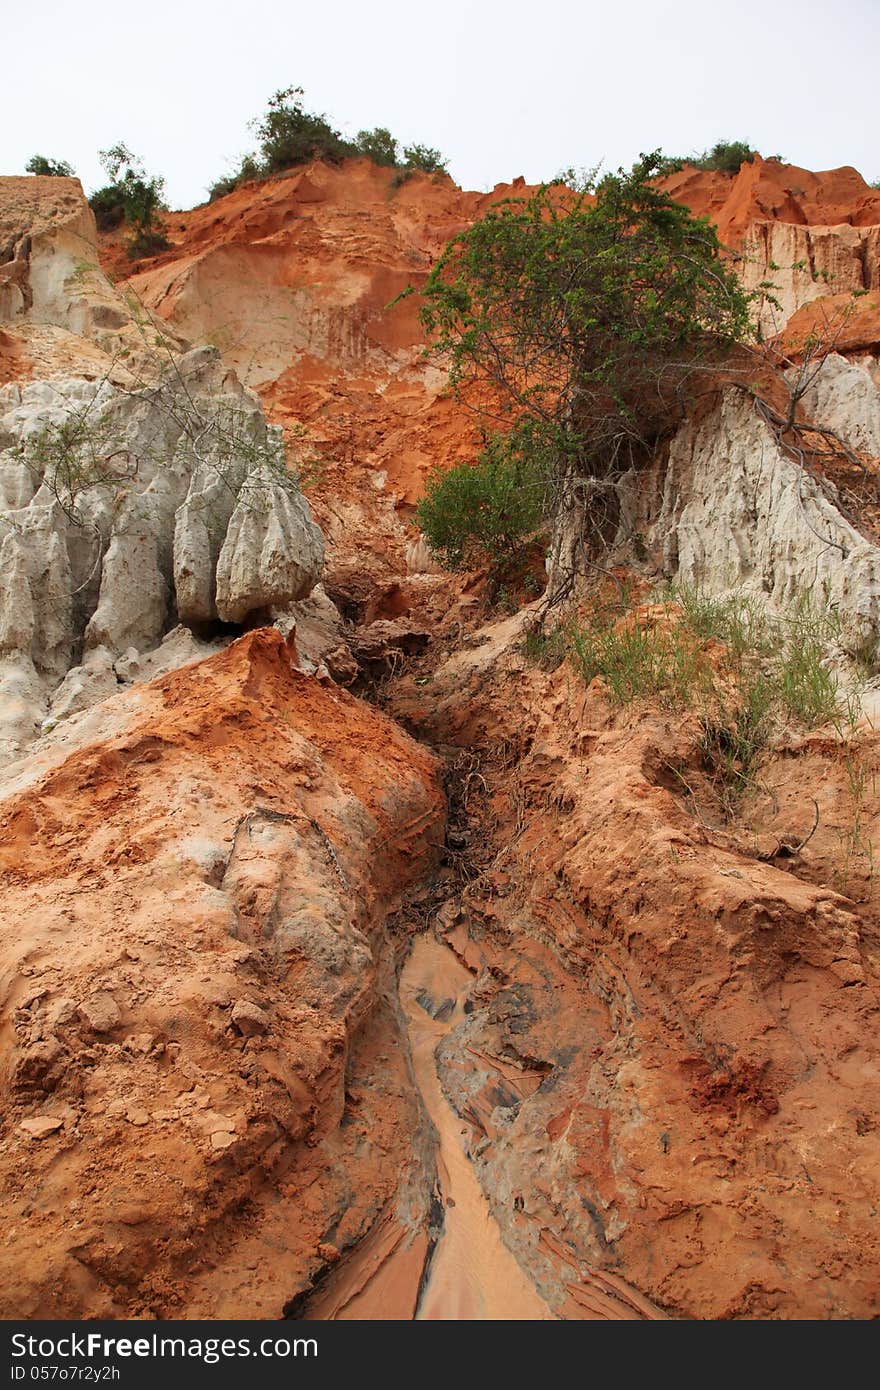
[414,152,754,594]
[355,127,400,167]
[25,154,75,177]
[403,143,448,174]
[253,87,353,174]
[89,143,169,259]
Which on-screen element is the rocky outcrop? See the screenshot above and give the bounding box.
[625,385,880,664]
[794,350,880,456]
[0,176,170,378]
[0,347,323,763]
[741,222,880,334]
[387,607,880,1320]
[658,157,880,336]
[0,177,98,326]
[0,629,444,1317]
[661,155,880,247]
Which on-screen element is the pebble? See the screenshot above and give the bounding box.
[231,999,269,1036]
[78,991,121,1035]
[20,1116,63,1140]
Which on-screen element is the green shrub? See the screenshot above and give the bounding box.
[126,226,170,260]
[89,143,168,257]
[698,140,758,174]
[89,185,127,230]
[208,156,260,202]
[252,86,353,174]
[402,144,447,174]
[355,127,399,167]
[417,427,550,574]
[415,154,754,576]
[662,140,762,177]
[207,89,448,198]
[208,175,241,202]
[25,154,74,178]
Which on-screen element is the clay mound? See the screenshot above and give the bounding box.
[662,155,880,246]
[120,160,536,386]
[0,627,444,1317]
[389,606,880,1320]
[783,290,880,357]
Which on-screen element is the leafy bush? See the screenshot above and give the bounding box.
[402,143,448,174]
[697,140,758,174]
[660,140,763,177]
[355,127,399,167]
[207,88,448,199]
[89,143,169,257]
[208,156,261,201]
[89,185,127,230]
[126,227,171,260]
[417,427,551,574]
[25,154,74,177]
[415,154,753,579]
[253,87,352,174]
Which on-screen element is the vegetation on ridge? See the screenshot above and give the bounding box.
[25,155,75,178]
[207,86,448,201]
[657,139,784,177]
[414,153,754,588]
[88,144,169,259]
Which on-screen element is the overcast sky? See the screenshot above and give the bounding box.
[5,0,878,209]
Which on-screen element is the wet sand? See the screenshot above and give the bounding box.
[399,935,554,1321]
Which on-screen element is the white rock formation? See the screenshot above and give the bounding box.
[0,177,146,353]
[0,346,323,763]
[740,221,880,335]
[628,384,880,664]
[793,352,880,457]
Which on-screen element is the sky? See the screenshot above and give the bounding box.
[4,0,879,209]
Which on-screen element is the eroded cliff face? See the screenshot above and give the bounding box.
[0,628,444,1317]
[2,154,880,1321]
[388,615,880,1320]
[628,375,880,665]
[0,181,327,767]
[660,157,880,337]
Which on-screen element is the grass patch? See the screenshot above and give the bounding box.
[569,612,709,707]
[561,585,852,814]
[776,610,841,726]
[520,625,567,670]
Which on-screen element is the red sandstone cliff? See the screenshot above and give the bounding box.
[1,153,880,1320]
